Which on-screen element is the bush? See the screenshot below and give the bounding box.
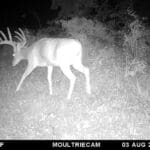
[122,14,150,77]
[57,17,114,58]
[59,17,113,42]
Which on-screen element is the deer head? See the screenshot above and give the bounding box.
[0,28,27,66]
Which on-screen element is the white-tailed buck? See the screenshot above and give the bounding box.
[0,28,91,99]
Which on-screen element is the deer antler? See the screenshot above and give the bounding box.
[14,28,26,46]
[0,27,16,51]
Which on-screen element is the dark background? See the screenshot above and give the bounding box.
[0,0,150,29]
[0,0,55,28]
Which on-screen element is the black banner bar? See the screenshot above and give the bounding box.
[0,140,150,149]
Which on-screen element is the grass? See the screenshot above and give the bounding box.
[0,45,150,139]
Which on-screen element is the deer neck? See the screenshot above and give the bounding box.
[20,46,31,60]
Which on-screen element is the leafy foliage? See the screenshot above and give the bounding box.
[51,0,137,31]
[51,0,98,18]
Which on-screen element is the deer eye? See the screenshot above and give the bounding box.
[12,53,15,57]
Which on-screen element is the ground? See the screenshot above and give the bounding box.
[0,45,150,139]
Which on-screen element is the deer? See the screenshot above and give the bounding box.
[0,28,91,99]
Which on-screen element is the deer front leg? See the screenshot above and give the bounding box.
[60,65,76,99]
[16,65,35,92]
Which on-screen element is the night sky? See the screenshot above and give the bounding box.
[0,0,150,29]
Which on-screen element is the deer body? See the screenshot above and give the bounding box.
[0,28,91,99]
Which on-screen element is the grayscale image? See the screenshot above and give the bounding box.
[0,0,150,142]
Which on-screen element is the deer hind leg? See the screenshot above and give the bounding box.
[60,65,76,99]
[47,66,53,95]
[16,64,35,92]
[72,62,91,95]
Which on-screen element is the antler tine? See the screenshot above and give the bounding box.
[7,27,12,42]
[14,28,26,45]
[14,31,25,44]
[0,28,16,50]
[0,30,8,40]
[14,31,23,39]
[0,28,13,42]
[14,35,23,43]
[18,28,26,40]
